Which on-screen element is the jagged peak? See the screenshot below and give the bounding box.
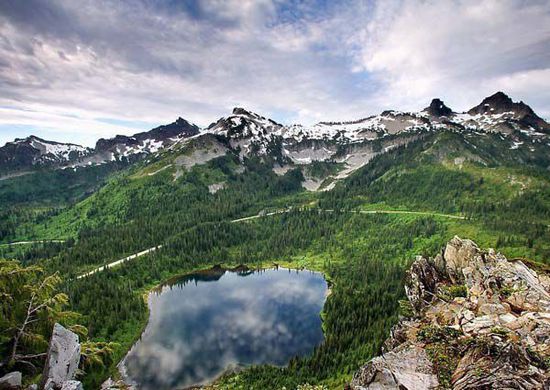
[423,98,454,117]
[467,91,536,117]
[14,135,50,143]
[480,91,514,107]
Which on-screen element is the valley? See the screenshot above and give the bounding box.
[1,92,550,389]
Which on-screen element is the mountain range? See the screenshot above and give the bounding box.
[1,92,548,189]
[2,91,550,390]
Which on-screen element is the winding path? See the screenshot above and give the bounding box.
[76,208,465,279]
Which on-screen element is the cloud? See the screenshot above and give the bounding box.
[0,0,549,146]
[350,0,550,115]
[124,268,326,389]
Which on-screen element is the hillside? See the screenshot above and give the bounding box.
[1,92,550,389]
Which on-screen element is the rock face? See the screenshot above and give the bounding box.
[350,236,550,390]
[40,324,81,390]
[0,372,22,389]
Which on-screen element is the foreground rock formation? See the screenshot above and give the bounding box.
[350,236,550,389]
[0,372,22,389]
[40,324,82,390]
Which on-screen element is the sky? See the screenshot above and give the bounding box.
[0,0,549,147]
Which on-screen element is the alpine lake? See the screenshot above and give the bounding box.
[122,266,328,389]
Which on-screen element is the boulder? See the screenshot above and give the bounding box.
[452,341,547,389]
[350,344,439,389]
[0,372,21,390]
[100,378,127,389]
[478,302,509,316]
[40,324,81,390]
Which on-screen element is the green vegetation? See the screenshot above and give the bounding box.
[417,325,468,388]
[0,260,115,386]
[2,130,550,388]
[438,284,468,301]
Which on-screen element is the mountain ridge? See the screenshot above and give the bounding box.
[1,92,548,178]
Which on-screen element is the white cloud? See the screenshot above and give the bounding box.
[351,0,550,114]
[0,0,549,146]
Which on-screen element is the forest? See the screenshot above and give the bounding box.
[1,131,549,388]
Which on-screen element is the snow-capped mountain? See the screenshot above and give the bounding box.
[0,136,92,174]
[0,118,199,175]
[93,117,199,163]
[457,92,550,135]
[1,92,548,183]
[168,91,549,190]
[196,92,548,159]
[200,92,548,154]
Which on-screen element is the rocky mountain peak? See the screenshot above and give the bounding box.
[232,107,255,117]
[468,91,529,115]
[484,91,513,105]
[13,134,41,144]
[351,236,550,389]
[94,117,199,156]
[466,92,550,133]
[0,134,91,174]
[424,98,454,117]
[207,108,283,140]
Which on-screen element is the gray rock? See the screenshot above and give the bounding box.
[350,345,439,390]
[26,385,37,390]
[404,256,441,313]
[0,372,21,389]
[452,341,548,389]
[443,236,480,284]
[40,323,81,390]
[350,237,550,390]
[60,381,83,390]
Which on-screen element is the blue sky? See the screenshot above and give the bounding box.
[0,0,549,146]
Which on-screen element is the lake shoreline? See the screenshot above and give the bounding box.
[118,263,330,390]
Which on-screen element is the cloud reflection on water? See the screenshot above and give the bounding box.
[124,268,327,389]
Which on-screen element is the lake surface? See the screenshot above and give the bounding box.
[123,267,328,389]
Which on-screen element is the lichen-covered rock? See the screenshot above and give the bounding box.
[40,323,81,390]
[350,237,550,390]
[442,237,479,284]
[100,377,128,389]
[0,372,22,390]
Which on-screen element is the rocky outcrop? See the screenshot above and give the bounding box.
[351,236,550,389]
[40,324,82,390]
[0,372,22,389]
